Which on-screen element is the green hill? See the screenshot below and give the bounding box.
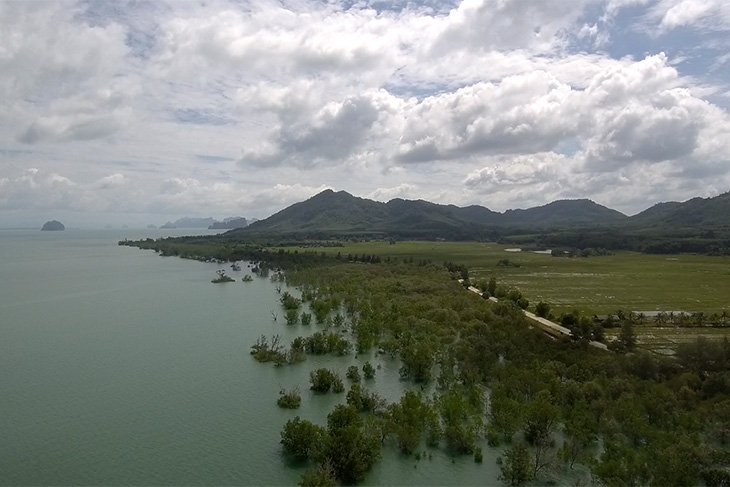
[230,190,631,239]
[630,192,730,226]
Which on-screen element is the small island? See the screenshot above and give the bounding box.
[211,269,235,283]
[41,220,65,231]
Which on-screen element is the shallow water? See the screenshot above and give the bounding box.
[0,229,500,485]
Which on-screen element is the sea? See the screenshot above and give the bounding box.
[0,229,500,485]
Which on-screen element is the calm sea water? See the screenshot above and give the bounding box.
[0,229,499,486]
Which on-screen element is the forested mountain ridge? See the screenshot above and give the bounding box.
[502,199,626,225]
[231,190,630,239]
[227,190,730,250]
[629,191,730,226]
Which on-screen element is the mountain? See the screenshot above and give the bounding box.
[243,190,390,235]
[230,190,629,239]
[503,199,627,225]
[629,192,730,226]
[209,217,248,230]
[160,217,216,229]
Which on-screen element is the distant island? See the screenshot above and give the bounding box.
[159,216,253,229]
[41,220,65,231]
[208,217,248,230]
[160,217,216,229]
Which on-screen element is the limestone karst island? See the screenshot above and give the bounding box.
[41,220,65,231]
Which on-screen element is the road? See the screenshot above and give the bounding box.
[461,282,609,351]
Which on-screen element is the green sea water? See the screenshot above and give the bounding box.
[0,229,500,486]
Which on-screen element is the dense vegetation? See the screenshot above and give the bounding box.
[281,257,730,485]
[215,189,730,255]
[124,237,730,486]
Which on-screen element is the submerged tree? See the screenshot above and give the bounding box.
[498,441,533,486]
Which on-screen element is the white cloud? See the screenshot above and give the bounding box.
[367,184,419,202]
[660,0,714,29]
[430,0,596,55]
[0,1,134,146]
[2,0,730,226]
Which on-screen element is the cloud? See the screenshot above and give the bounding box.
[239,94,381,167]
[394,71,578,163]
[155,177,330,216]
[430,0,596,55]
[0,1,134,145]
[2,0,730,226]
[367,184,419,202]
[94,173,126,189]
[0,168,79,211]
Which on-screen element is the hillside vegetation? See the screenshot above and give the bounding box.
[226,189,730,254]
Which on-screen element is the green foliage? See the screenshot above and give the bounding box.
[489,387,523,443]
[474,447,483,463]
[535,301,550,318]
[676,336,730,374]
[488,277,497,296]
[278,388,302,409]
[303,331,352,356]
[346,365,361,382]
[701,468,730,487]
[281,416,326,461]
[300,312,313,326]
[324,405,382,484]
[311,299,333,323]
[250,334,287,364]
[332,313,345,327]
[287,337,306,364]
[438,388,480,454]
[281,291,302,310]
[591,439,647,487]
[388,391,432,454]
[346,384,385,414]
[211,269,235,283]
[132,238,730,485]
[498,441,533,486]
[362,361,376,379]
[298,464,337,487]
[523,390,559,446]
[285,309,299,325]
[610,320,637,353]
[310,368,338,393]
[399,339,436,383]
[332,374,344,393]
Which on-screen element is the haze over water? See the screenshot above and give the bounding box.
[0,229,497,485]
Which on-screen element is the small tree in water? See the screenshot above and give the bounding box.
[498,441,533,486]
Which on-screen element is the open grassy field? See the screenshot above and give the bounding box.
[605,326,730,356]
[301,241,730,316]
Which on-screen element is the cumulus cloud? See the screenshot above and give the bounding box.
[155,177,330,216]
[430,0,596,55]
[2,0,730,225]
[0,168,81,211]
[239,94,381,168]
[367,184,419,202]
[0,1,134,146]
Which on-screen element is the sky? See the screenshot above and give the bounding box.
[2,0,730,228]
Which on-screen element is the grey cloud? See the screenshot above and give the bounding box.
[584,104,700,169]
[18,113,126,144]
[240,95,380,167]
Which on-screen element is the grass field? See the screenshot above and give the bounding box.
[605,326,730,355]
[301,241,730,316]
